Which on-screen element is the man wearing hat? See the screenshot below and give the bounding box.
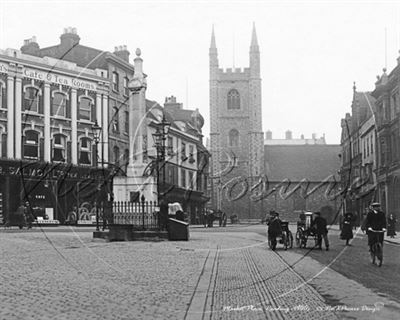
[311,212,329,250]
[267,211,282,251]
[363,202,386,253]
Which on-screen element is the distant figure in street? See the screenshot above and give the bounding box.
[221,211,227,227]
[340,212,354,245]
[65,206,77,225]
[311,212,329,251]
[387,214,397,238]
[267,211,282,251]
[159,199,169,231]
[176,208,185,221]
[24,201,34,229]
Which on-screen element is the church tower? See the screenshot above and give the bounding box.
[209,24,264,219]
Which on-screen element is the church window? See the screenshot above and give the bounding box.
[229,129,239,147]
[227,89,240,109]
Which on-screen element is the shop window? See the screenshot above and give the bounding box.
[23,130,39,159]
[52,92,67,117]
[124,77,129,96]
[112,72,119,92]
[229,129,239,147]
[79,137,91,165]
[52,134,66,162]
[227,89,240,109]
[24,87,39,112]
[79,97,92,121]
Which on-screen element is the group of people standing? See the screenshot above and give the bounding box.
[340,203,397,246]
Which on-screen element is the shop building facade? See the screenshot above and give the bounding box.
[0,40,111,222]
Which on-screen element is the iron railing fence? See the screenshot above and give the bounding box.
[111,200,159,230]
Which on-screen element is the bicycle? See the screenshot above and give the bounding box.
[368,228,386,267]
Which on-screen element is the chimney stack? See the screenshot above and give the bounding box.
[285,130,292,140]
[114,45,130,63]
[265,130,272,140]
[60,27,80,49]
[20,36,40,56]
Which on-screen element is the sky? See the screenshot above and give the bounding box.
[1,0,400,144]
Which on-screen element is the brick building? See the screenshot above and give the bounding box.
[341,55,400,230]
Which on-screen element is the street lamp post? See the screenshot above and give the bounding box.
[92,120,102,231]
[152,113,171,206]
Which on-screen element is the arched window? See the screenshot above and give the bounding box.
[23,130,39,159]
[229,129,239,147]
[52,92,67,117]
[79,137,92,165]
[227,89,240,110]
[52,134,66,162]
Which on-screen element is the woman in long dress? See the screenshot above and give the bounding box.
[340,212,354,245]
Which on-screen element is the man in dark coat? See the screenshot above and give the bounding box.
[363,203,386,251]
[340,212,354,245]
[159,199,169,231]
[267,212,282,251]
[311,212,329,250]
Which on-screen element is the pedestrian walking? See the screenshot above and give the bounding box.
[340,212,354,245]
[387,214,397,238]
[65,206,77,225]
[267,211,282,251]
[311,212,329,251]
[24,201,34,229]
[159,198,169,231]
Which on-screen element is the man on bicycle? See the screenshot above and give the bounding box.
[363,202,386,254]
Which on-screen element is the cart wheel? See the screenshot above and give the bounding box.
[283,233,288,250]
[295,230,302,248]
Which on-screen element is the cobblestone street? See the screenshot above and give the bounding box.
[0,226,399,319]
